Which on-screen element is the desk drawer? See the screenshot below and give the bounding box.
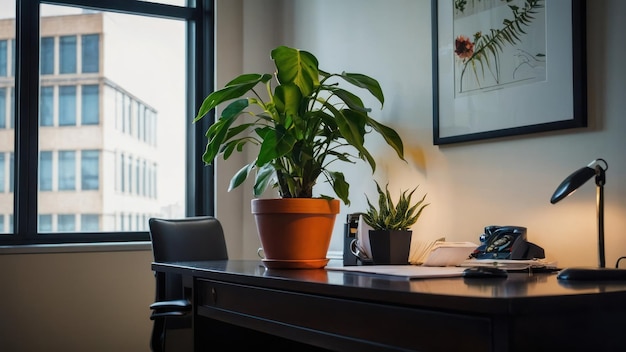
[197,279,493,352]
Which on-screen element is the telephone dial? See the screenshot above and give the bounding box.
[470,225,545,260]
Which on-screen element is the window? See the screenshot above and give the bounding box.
[81,150,99,190]
[0,87,5,128]
[0,153,4,193]
[58,150,76,191]
[81,214,99,231]
[40,86,54,126]
[0,40,6,76]
[39,151,52,191]
[81,34,99,73]
[39,214,52,232]
[58,85,76,126]
[58,214,75,231]
[81,85,99,125]
[59,35,76,74]
[2,1,214,245]
[41,37,54,75]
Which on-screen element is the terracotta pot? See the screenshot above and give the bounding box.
[251,198,340,268]
[368,229,412,265]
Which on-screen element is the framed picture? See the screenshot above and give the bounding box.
[432,0,586,145]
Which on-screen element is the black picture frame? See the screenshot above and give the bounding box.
[432,0,587,145]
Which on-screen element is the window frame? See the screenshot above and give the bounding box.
[3,0,215,245]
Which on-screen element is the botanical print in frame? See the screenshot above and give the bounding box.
[432,0,587,145]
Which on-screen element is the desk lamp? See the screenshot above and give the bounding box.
[550,158,626,280]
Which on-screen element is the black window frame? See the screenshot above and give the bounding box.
[2,0,215,245]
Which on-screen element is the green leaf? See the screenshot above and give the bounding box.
[194,74,270,122]
[340,72,384,106]
[328,171,350,206]
[366,117,405,160]
[254,163,276,197]
[271,46,319,96]
[201,99,249,164]
[274,83,302,116]
[229,163,254,191]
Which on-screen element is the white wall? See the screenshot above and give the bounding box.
[0,1,624,351]
[216,0,626,269]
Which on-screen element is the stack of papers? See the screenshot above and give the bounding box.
[410,238,478,266]
[327,265,468,279]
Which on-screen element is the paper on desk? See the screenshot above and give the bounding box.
[327,265,467,279]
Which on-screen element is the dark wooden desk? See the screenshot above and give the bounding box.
[152,260,626,351]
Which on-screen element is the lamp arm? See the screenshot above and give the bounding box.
[596,164,606,268]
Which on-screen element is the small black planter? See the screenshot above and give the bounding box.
[368,230,412,265]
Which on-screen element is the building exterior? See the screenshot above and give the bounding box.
[0,13,163,233]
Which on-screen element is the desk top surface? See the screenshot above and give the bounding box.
[153,259,626,315]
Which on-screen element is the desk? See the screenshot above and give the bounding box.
[152,260,626,351]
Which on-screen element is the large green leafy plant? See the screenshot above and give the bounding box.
[363,181,429,231]
[194,46,405,205]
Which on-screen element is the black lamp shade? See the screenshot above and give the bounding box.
[550,166,596,204]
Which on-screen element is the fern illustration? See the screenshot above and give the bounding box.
[456,0,544,93]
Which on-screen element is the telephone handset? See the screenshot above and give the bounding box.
[470,225,545,260]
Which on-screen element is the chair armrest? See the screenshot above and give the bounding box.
[149,310,189,320]
[150,299,191,310]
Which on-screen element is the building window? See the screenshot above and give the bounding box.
[81,150,99,190]
[58,150,76,191]
[59,35,77,74]
[40,37,54,75]
[58,85,76,126]
[9,87,13,128]
[9,152,13,193]
[0,39,6,77]
[0,153,4,193]
[0,87,5,128]
[40,86,54,126]
[57,214,75,231]
[81,214,99,231]
[81,34,99,73]
[81,84,99,125]
[39,214,52,232]
[39,151,53,191]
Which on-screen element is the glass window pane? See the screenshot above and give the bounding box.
[81,150,99,190]
[39,214,52,232]
[59,35,76,74]
[40,86,54,126]
[59,85,76,126]
[0,87,5,128]
[58,150,75,190]
[0,39,6,76]
[38,5,186,234]
[39,151,52,191]
[81,214,99,231]
[0,153,4,193]
[41,37,54,75]
[81,84,98,125]
[57,214,75,231]
[81,34,99,73]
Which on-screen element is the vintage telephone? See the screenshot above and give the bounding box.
[470,225,545,260]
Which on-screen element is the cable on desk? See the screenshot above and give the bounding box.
[615,256,626,268]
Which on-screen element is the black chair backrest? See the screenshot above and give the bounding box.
[149,216,228,300]
[149,216,229,263]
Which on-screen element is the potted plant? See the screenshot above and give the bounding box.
[193,45,405,269]
[362,181,429,265]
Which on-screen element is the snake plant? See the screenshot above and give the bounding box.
[362,181,429,231]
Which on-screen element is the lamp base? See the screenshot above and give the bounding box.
[557,267,626,281]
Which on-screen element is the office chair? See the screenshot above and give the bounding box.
[148,216,228,352]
